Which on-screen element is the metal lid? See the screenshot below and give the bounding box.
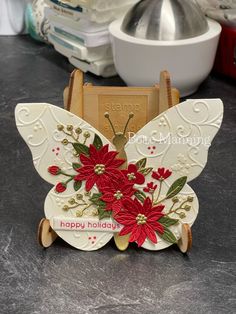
[121,0,209,41]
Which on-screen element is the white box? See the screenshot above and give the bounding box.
[45,0,133,23]
[59,0,138,11]
[69,56,117,77]
[48,31,113,62]
[46,9,110,47]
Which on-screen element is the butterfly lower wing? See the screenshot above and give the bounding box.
[142,182,199,251]
[45,185,114,251]
[125,99,223,182]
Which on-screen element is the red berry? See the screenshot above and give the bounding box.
[48,166,61,175]
[55,182,66,193]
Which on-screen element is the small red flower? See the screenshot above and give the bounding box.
[48,166,61,175]
[74,144,125,191]
[101,176,135,214]
[55,182,66,193]
[122,164,145,185]
[152,167,172,181]
[114,197,165,247]
[143,182,157,194]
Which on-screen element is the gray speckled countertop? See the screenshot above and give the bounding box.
[0,36,235,314]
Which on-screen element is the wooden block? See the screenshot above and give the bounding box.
[114,233,130,251]
[82,85,179,140]
[177,224,192,253]
[158,70,173,112]
[84,87,150,139]
[63,69,180,141]
[63,86,69,110]
[37,218,58,248]
[67,69,83,117]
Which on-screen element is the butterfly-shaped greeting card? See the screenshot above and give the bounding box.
[15,99,223,251]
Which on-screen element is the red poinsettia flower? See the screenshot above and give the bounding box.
[152,167,172,181]
[143,182,157,194]
[48,166,61,175]
[114,197,165,247]
[74,144,125,191]
[55,182,66,193]
[101,175,135,214]
[122,164,145,185]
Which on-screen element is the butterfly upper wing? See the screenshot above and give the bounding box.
[125,99,224,182]
[15,103,115,251]
[15,103,115,184]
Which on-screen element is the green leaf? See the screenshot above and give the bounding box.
[135,190,146,203]
[136,158,147,170]
[159,216,179,227]
[96,200,106,208]
[89,193,102,203]
[74,180,82,191]
[98,208,112,220]
[166,176,187,199]
[159,227,177,244]
[139,167,153,176]
[89,193,107,209]
[72,163,81,170]
[73,143,89,156]
[93,134,103,150]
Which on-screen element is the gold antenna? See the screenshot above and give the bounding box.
[123,112,134,135]
[104,112,116,136]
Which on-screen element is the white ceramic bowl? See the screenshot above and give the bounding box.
[0,0,29,35]
[109,18,221,96]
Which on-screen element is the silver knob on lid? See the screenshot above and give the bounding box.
[121,0,209,41]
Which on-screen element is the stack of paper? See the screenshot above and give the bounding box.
[45,0,137,77]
